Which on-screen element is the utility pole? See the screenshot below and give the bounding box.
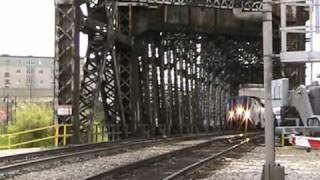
[263,0,284,179]
[29,59,33,102]
[6,95,9,126]
[263,0,274,175]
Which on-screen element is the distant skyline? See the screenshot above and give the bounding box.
[0,1,318,84]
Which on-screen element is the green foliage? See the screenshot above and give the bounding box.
[0,136,8,148]
[94,103,105,123]
[93,123,108,142]
[93,103,108,142]
[7,103,54,148]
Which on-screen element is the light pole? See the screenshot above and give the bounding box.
[262,0,284,179]
[28,58,34,102]
[263,0,274,171]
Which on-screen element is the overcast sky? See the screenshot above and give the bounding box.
[0,0,318,83]
[0,0,87,57]
[0,0,54,56]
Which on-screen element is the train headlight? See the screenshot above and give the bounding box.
[236,106,244,116]
[228,110,235,120]
[244,110,251,120]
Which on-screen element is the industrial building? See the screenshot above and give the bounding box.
[0,55,53,101]
[0,55,85,101]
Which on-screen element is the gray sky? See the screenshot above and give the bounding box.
[0,0,87,57]
[0,0,54,56]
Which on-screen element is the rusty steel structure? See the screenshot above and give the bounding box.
[54,0,264,143]
[54,0,306,143]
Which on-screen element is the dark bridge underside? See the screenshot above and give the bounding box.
[55,0,305,143]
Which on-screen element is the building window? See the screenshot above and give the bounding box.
[39,70,43,74]
[5,79,10,85]
[4,72,10,77]
[16,69,21,73]
[40,80,44,84]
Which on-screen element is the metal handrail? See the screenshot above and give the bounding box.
[0,124,72,149]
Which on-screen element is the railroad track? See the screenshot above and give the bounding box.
[85,132,263,180]
[163,135,263,180]
[0,131,245,177]
[0,138,142,166]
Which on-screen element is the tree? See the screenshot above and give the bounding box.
[8,103,54,148]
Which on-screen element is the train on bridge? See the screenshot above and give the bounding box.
[228,78,320,136]
[227,95,265,129]
[227,78,320,150]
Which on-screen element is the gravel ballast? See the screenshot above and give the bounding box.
[9,139,209,180]
[201,146,320,180]
[10,135,318,180]
[0,148,43,157]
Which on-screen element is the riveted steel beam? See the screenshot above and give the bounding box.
[78,0,119,142]
[54,0,80,143]
[116,0,263,11]
[155,37,168,134]
[57,0,279,143]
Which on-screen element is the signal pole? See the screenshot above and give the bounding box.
[263,0,284,179]
[263,0,274,175]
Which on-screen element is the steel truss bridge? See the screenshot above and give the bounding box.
[54,0,305,143]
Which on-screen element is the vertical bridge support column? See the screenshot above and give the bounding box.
[54,0,80,144]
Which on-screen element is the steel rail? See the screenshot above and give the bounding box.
[0,131,243,175]
[84,132,261,180]
[0,131,238,165]
[163,134,264,180]
[0,139,152,174]
[0,138,151,168]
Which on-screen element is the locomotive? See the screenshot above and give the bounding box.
[227,96,265,129]
[228,78,320,132]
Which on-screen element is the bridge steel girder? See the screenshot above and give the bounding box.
[116,5,133,138]
[78,0,130,142]
[116,0,262,11]
[54,0,309,144]
[56,0,272,142]
[121,32,222,136]
[54,0,81,143]
[156,37,169,134]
